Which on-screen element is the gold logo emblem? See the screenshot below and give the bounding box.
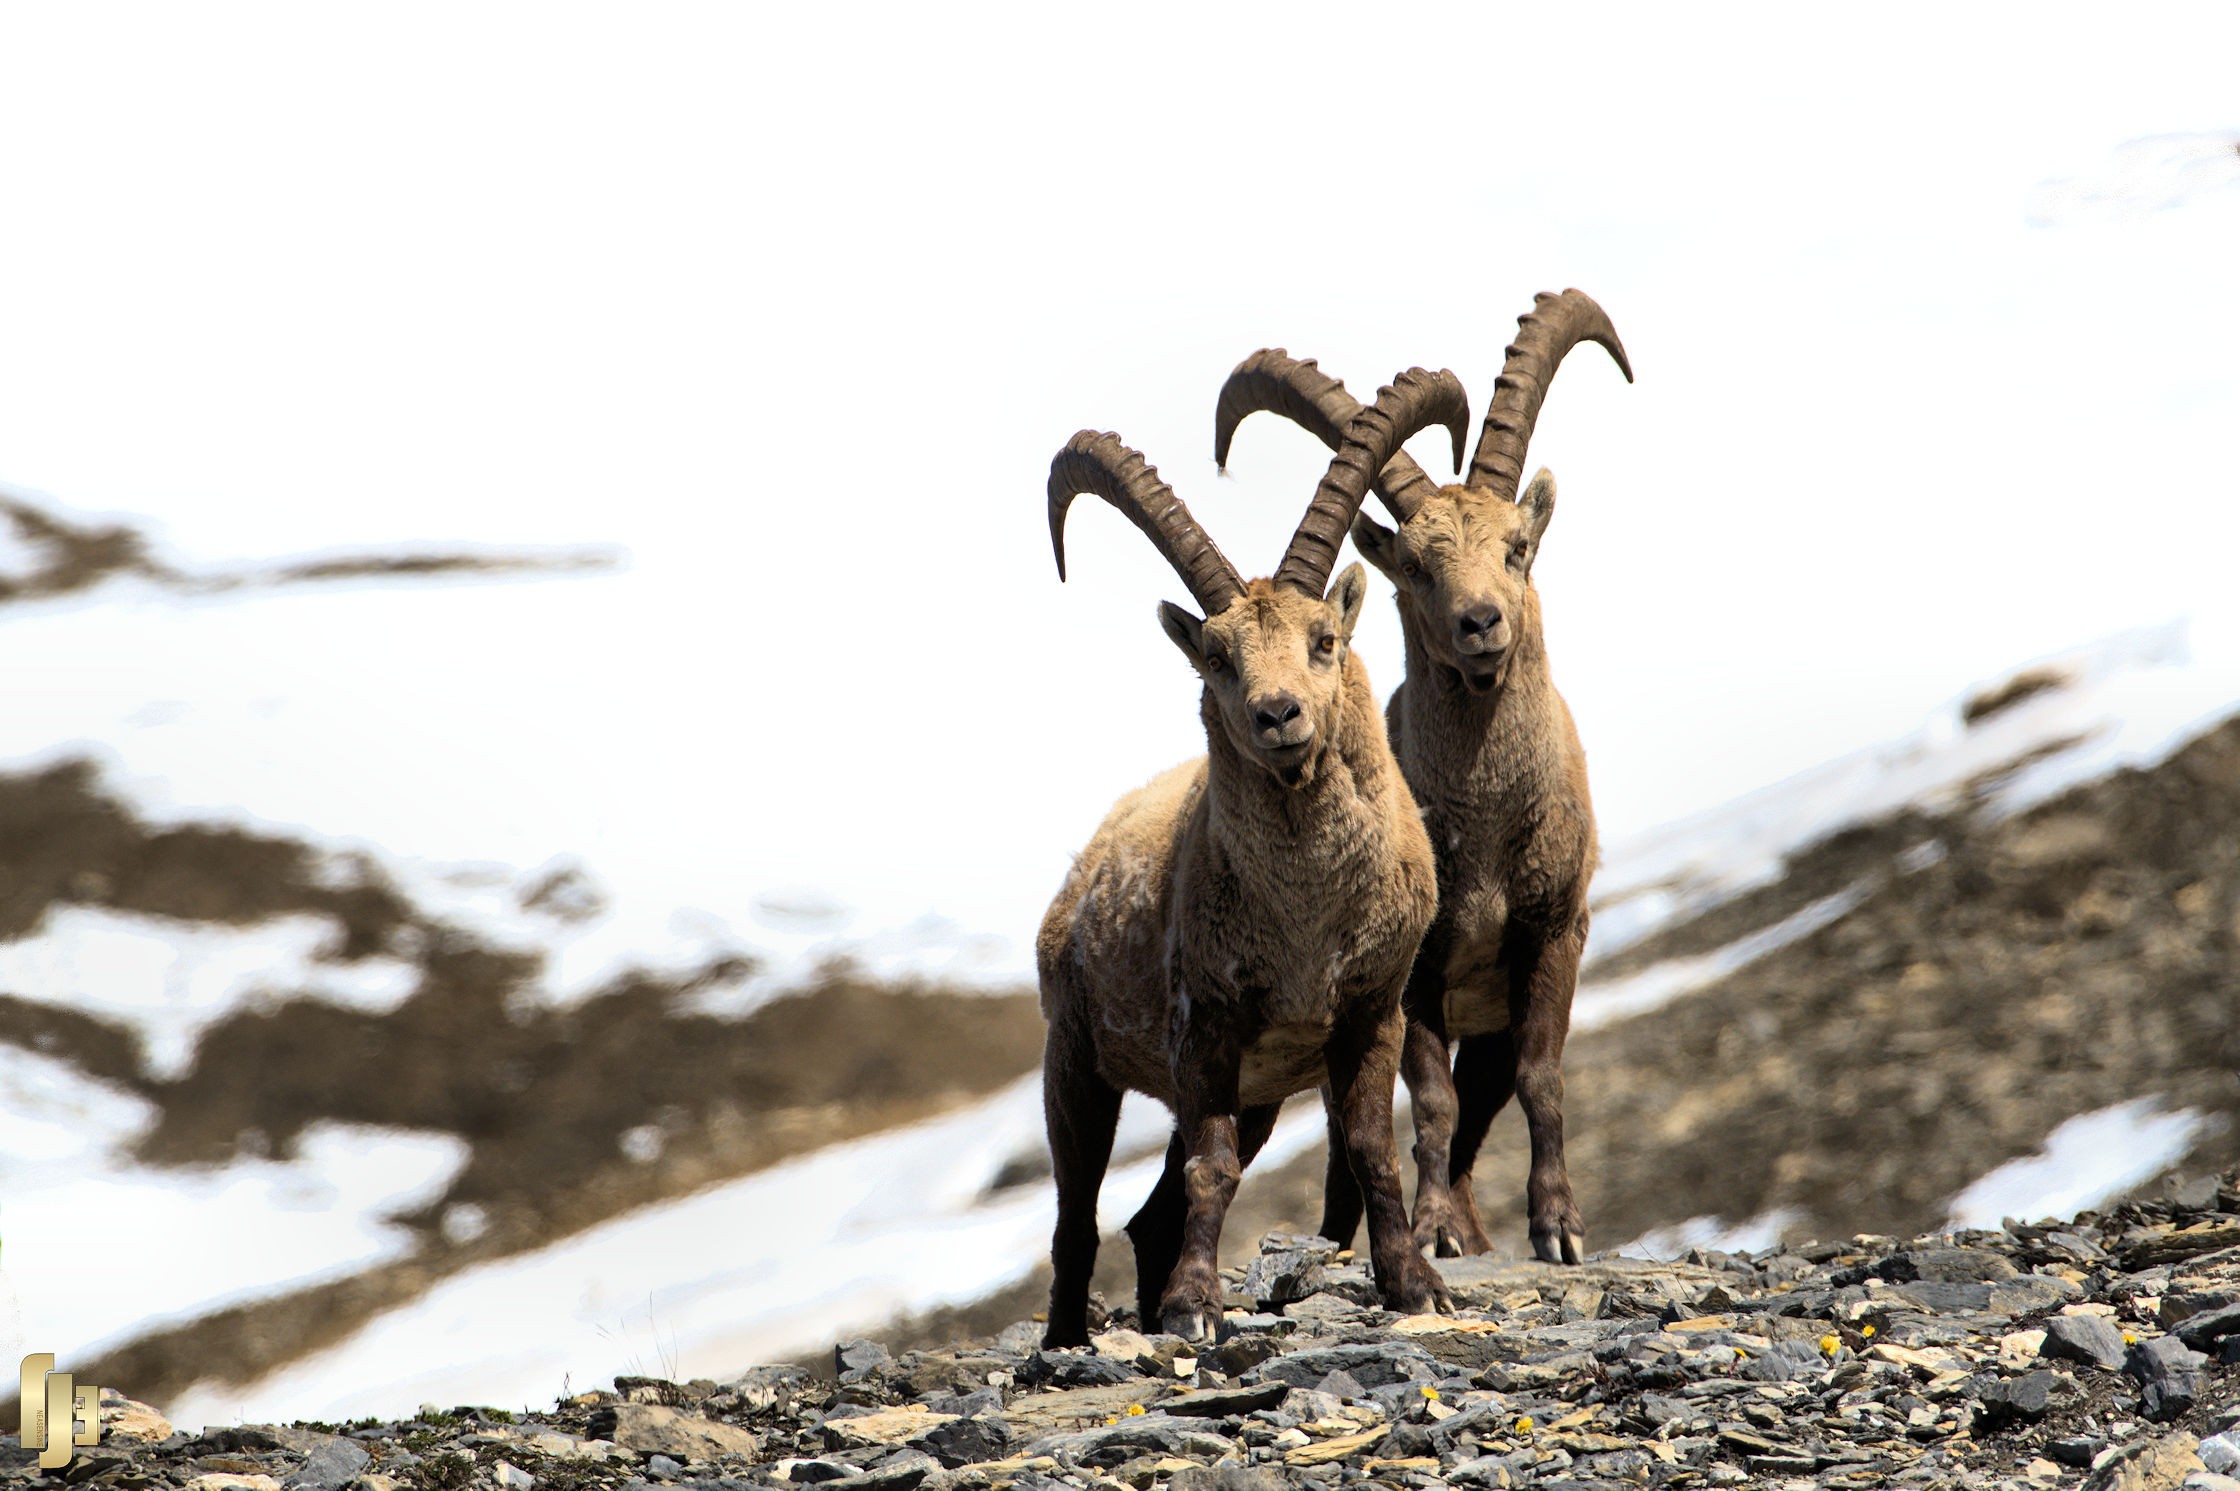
[18,1355,101,1470]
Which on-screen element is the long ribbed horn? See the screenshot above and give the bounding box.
[1049,430,1245,616]
[1275,368,1469,596]
[1467,289,1633,500]
[1213,350,1443,524]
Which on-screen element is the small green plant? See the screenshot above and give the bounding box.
[416,1451,476,1491]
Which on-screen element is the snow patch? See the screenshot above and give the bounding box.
[6,1113,466,1360]
[1944,1098,2216,1230]
[0,905,419,1080]
[1574,881,1873,1032]
[1588,618,2228,962]
[2027,133,2240,227]
[161,1080,1323,1428]
[1620,1209,1804,1263]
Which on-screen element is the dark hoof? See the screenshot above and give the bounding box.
[1412,1217,1464,1259]
[1160,1303,1214,1341]
[1379,1258,1455,1317]
[1042,1323,1091,1350]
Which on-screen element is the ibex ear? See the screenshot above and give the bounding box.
[1350,514,1401,583]
[1327,561,1368,642]
[1519,468,1558,546]
[1158,601,1208,671]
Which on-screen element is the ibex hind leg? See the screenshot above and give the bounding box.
[1400,1011,1472,1258]
[1315,1086,1364,1248]
[1042,1017,1122,1348]
[1445,1030,1518,1256]
[1126,1103,1280,1329]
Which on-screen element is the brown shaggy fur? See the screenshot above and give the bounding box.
[1036,571,1446,1344]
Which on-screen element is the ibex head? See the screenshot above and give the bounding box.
[1051,369,1468,786]
[1215,291,1632,695]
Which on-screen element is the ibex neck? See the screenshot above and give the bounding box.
[1199,657,1393,839]
[1398,610,1553,726]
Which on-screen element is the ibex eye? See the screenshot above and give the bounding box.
[1318,636,1336,654]
[1206,654,1225,671]
[1402,561,1420,578]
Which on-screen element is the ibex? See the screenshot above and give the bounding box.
[1037,371,1462,1345]
[1213,290,1632,1264]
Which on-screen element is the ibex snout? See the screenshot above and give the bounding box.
[1453,597,1514,694]
[1455,600,1507,651]
[1250,691,1308,743]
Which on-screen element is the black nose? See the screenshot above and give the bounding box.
[1251,693,1303,734]
[1458,602,1504,638]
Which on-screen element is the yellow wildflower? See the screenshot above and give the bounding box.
[1420,1385,1440,1401]
[1126,1402,1146,1417]
[1819,1335,1840,1356]
[1514,1415,1535,1435]
[1861,1325,1876,1338]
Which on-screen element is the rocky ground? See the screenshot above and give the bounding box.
[26,1171,2240,1491]
[6,486,2238,1415]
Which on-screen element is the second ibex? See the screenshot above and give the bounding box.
[1215,290,1633,1264]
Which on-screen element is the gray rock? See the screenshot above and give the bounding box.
[1992,1274,2085,1312]
[642,1456,682,1482]
[490,1463,534,1491]
[907,1414,1012,1469]
[1207,1333,1284,1378]
[1738,1337,1823,1382]
[2200,1431,2240,1476]
[2043,1230,2109,1262]
[2044,1311,2131,1370]
[2052,1435,2106,1467]
[283,1438,372,1491]
[1240,1235,1336,1307]
[1161,1381,1288,1417]
[1014,1350,1134,1389]
[1311,1369,1365,1400]
[856,1449,938,1491]
[2174,1300,2240,1351]
[835,1339,892,1377]
[1165,1469,1289,1491]
[918,1388,1001,1418]
[1249,1342,1438,1389]
[729,1365,813,1413]
[1884,1248,2022,1283]
[1975,1369,2069,1425]
[2129,1335,2210,1421]
[2184,1474,2240,1491]
[1885,1281,1997,1314]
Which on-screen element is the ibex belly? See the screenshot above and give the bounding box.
[1239,1020,1332,1106]
[1439,932,1512,1039]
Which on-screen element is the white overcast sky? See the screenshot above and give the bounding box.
[1,3,2237,967]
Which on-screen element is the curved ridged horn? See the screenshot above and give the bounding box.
[1275,368,1469,596]
[1049,430,1245,616]
[1467,289,1633,501]
[1214,350,1443,524]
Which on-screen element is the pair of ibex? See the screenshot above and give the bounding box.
[1037,290,1632,1345]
